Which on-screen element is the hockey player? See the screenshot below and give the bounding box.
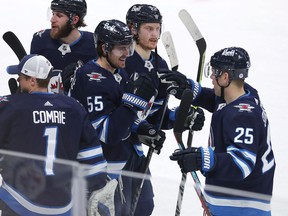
[0,54,116,216]
[68,19,158,215]
[169,47,276,216]
[30,0,97,93]
[123,4,205,215]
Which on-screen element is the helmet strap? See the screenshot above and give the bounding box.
[216,77,231,101]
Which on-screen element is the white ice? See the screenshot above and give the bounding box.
[1,0,287,215]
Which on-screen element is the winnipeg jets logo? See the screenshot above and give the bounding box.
[87,72,106,81]
[58,44,71,55]
[137,96,155,120]
[144,60,154,72]
[234,103,255,112]
[48,75,62,93]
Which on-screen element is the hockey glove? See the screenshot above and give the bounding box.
[170,147,215,174]
[158,69,202,100]
[137,122,166,154]
[184,107,205,131]
[62,60,83,93]
[169,106,205,131]
[87,178,118,216]
[122,72,158,120]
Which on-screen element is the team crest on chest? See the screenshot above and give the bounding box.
[87,72,107,81]
[114,73,122,84]
[144,60,154,72]
[234,103,255,112]
[58,44,71,55]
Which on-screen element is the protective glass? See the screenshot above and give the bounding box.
[204,62,223,78]
[111,41,135,57]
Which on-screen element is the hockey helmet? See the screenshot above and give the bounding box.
[209,47,250,80]
[126,4,162,28]
[51,0,87,19]
[94,19,134,56]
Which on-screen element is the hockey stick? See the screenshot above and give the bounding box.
[3,31,27,94]
[178,9,211,216]
[129,31,179,216]
[3,31,27,61]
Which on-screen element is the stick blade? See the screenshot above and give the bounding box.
[178,9,203,42]
[161,31,179,71]
[3,31,27,61]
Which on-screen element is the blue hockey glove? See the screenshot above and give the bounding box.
[184,107,205,131]
[137,122,166,154]
[158,69,201,100]
[170,147,215,173]
[122,72,158,120]
[62,60,83,93]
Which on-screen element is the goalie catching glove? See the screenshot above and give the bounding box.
[170,147,215,174]
[157,69,201,100]
[87,178,118,216]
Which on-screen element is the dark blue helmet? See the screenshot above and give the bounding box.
[94,19,133,51]
[126,4,162,29]
[210,47,250,79]
[51,0,87,19]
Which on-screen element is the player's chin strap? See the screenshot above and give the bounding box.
[216,77,231,101]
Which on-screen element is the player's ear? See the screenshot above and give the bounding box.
[71,15,80,26]
[131,26,137,35]
[30,77,37,86]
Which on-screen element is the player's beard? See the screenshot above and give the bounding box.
[50,22,74,39]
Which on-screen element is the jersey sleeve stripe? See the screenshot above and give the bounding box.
[77,146,103,160]
[83,161,107,177]
[227,145,256,165]
[227,151,252,178]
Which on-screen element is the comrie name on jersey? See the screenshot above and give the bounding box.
[33,110,66,125]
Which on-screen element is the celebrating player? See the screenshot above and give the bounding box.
[123,4,205,215]
[68,19,158,215]
[30,0,97,93]
[169,47,276,216]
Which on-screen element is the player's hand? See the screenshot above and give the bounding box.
[158,69,201,100]
[170,147,215,173]
[184,107,205,131]
[122,72,157,120]
[137,122,166,154]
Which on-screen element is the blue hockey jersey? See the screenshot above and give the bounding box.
[194,83,275,216]
[30,29,97,94]
[69,60,137,178]
[0,93,107,215]
[30,29,97,71]
[125,50,174,155]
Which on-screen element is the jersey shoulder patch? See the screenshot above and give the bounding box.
[233,103,255,112]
